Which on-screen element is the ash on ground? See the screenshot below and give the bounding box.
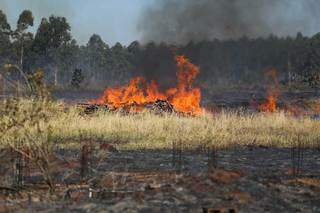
[1,146,320,212]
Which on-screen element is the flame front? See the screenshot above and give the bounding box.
[93,55,203,115]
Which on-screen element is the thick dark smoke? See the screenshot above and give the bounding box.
[139,0,320,44]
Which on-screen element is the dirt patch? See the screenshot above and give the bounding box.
[209,169,243,184]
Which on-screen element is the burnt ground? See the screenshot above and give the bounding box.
[1,89,319,212]
[1,146,320,212]
[51,89,320,116]
[204,89,320,109]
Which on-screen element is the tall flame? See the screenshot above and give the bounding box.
[168,55,202,115]
[93,55,203,115]
[258,94,277,112]
[258,69,279,113]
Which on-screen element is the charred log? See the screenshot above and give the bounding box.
[78,99,175,115]
[145,100,175,114]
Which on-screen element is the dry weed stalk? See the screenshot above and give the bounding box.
[0,98,56,191]
[290,134,305,178]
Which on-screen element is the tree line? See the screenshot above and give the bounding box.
[0,10,320,91]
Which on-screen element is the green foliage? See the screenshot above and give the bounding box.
[294,33,320,88]
[4,10,35,85]
[0,10,11,33]
[88,34,107,50]
[33,16,71,53]
[13,10,34,44]
[0,10,11,65]
[71,68,84,89]
[31,15,72,85]
[17,10,34,32]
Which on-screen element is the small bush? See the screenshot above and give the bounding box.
[0,98,59,191]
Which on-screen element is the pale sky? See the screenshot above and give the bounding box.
[1,0,319,46]
[0,0,156,45]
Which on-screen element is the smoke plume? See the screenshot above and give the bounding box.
[138,0,320,44]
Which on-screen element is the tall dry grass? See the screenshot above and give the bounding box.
[52,107,320,150]
[1,99,320,150]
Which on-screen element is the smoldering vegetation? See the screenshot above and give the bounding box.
[139,0,320,44]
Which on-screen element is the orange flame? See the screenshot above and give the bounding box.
[258,69,279,113]
[93,55,203,115]
[168,55,202,115]
[258,94,277,112]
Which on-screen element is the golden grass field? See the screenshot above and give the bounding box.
[1,98,320,151]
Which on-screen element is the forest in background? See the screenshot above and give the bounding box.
[0,10,320,91]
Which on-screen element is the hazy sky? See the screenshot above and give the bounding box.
[1,0,319,46]
[0,0,156,45]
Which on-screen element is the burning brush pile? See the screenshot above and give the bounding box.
[83,55,203,115]
[80,55,316,117]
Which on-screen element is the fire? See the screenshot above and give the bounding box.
[168,55,202,115]
[93,55,203,115]
[258,69,279,113]
[258,94,277,112]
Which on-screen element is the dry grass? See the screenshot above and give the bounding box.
[1,99,320,150]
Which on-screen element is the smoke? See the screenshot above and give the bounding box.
[138,0,320,44]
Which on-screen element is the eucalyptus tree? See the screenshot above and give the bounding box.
[83,34,111,86]
[12,10,34,71]
[0,10,34,93]
[0,10,11,65]
[32,16,72,86]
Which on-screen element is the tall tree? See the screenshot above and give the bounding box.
[12,10,34,71]
[301,33,320,88]
[110,42,132,84]
[2,10,34,93]
[0,10,11,65]
[32,16,72,86]
[84,34,110,85]
[0,10,11,93]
